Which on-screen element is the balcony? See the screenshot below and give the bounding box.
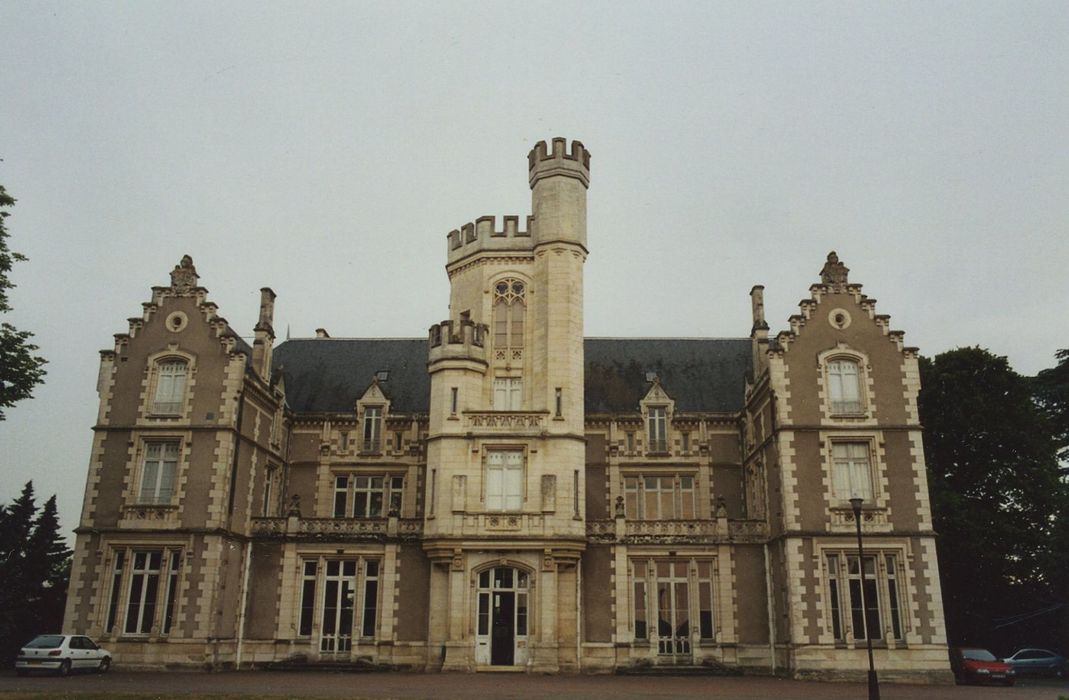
[250,516,423,541]
[586,518,768,544]
[464,412,546,432]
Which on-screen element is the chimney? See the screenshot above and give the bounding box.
[252,288,276,380]
[750,285,769,377]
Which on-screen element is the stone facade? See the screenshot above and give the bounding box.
[64,139,951,681]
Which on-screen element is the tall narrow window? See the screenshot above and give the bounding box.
[828,359,862,414]
[848,555,881,640]
[886,554,903,640]
[262,468,275,516]
[362,407,382,452]
[362,559,379,637]
[625,431,635,453]
[633,561,647,639]
[450,387,458,415]
[493,378,522,410]
[106,551,125,632]
[125,550,162,635]
[320,560,356,652]
[299,560,317,636]
[492,279,526,354]
[486,451,523,511]
[697,561,715,639]
[139,443,178,504]
[162,550,181,635]
[153,361,187,415]
[555,388,562,417]
[832,442,873,501]
[388,476,404,515]
[648,407,667,453]
[429,469,437,516]
[333,476,348,518]
[827,554,844,641]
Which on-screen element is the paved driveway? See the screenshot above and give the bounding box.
[0,670,1065,699]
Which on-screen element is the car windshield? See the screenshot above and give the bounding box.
[24,635,65,649]
[962,649,997,661]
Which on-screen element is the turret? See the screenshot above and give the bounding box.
[528,138,590,249]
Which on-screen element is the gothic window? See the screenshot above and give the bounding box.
[362,406,382,452]
[825,553,905,642]
[647,407,667,453]
[152,360,187,415]
[492,279,525,353]
[493,377,522,410]
[105,547,183,637]
[828,359,863,414]
[831,442,874,502]
[623,474,695,519]
[138,442,179,505]
[486,450,524,511]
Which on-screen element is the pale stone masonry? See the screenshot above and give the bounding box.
[64,139,951,681]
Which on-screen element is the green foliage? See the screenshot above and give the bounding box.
[0,482,72,663]
[0,182,47,419]
[920,347,1069,651]
[1035,348,1069,462]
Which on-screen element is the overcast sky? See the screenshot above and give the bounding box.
[1,2,1067,537]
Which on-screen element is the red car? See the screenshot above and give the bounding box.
[949,647,1015,686]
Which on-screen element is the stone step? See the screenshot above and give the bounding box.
[616,663,744,677]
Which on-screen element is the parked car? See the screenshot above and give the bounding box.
[14,634,111,677]
[949,647,1015,686]
[1003,648,1067,677]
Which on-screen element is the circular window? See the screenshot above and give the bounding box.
[828,308,851,330]
[165,311,188,333]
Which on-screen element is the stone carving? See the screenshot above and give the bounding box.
[466,412,544,429]
[614,495,626,518]
[170,255,199,292]
[715,497,729,519]
[820,251,849,286]
[286,494,302,517]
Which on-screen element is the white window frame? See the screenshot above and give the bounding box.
[828,358,863,415]
[139,442,179,505]
[151,359,188,415]
[362,406,382,452]
[831,441,874,502]
[493,377,523,410]
[647,406,668,453]
[486,450,524,511]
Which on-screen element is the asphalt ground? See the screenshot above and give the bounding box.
[0,670,1066,700]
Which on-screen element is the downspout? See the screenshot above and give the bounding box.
[576,559,582,672]
[224,373,246,668]
[235,536,252,668]
[764,543,776,675]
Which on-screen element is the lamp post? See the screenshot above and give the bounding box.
[850,496,880,700]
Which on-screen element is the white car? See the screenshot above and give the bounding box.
[15,634,112,676]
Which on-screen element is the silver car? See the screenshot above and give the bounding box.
[1003,648,1067,678]
[15,634,112,676]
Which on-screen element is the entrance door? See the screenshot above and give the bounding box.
[475,566,530,666]
[490,591,515,665]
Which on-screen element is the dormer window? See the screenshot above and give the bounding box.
[152,360,187,415]
[362,407,382,453]
[647,407,667,453]
[827,359,862,415]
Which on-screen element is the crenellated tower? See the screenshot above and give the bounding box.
[424,138,591,672]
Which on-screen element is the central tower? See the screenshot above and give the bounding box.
[424,139,591,672]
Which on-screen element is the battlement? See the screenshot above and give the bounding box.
[428,318,489,367]
[528,137,591,188]
[446,214,535,265]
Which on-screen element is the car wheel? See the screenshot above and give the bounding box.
[56,660,71,677]
[98,657,110,674]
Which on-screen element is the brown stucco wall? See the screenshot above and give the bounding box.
[286,464,318,515]
[585,466,607,520]
[708,432,740,463]
[712,465,744,519]
[734,544,769,644]
[245,542,282,639]
[791,431,827,532]
[395,545,430,641]
[582,545,613,642]
[217,537,244,637]
[94,432,132,527]
[883,431,921,531]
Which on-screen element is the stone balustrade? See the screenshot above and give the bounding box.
[250,517,424,541]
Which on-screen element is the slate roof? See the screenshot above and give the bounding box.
[273,337,752,415]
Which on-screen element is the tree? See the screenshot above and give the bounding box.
[919,347,1068,653]
[1035,348,1069,462]
[0,182,47,419]
[0,482,71,662]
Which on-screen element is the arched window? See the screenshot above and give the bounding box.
[153,360,188,415]
[827,358,862,414]
[492,279,525,351]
